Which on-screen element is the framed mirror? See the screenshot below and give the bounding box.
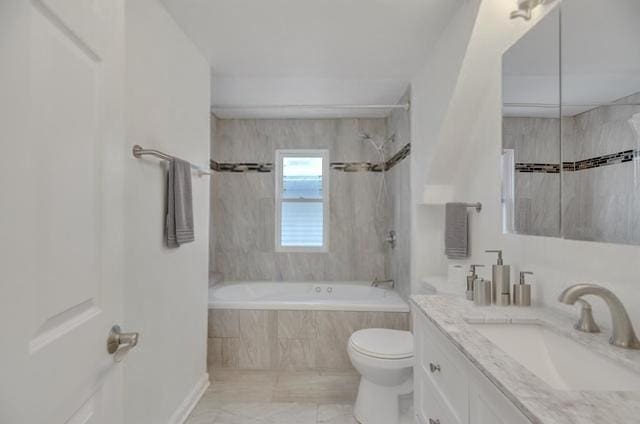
[502,0,640,245]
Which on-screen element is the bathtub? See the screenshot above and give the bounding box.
[208,281,409,312]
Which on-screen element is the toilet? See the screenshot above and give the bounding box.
[347,328,414,424]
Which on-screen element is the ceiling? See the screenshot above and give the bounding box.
[159,0,462,118]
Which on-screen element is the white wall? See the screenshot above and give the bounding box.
[411,0,640,329]
[124,1,210,423]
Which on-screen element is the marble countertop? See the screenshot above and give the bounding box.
[410,294,640,424]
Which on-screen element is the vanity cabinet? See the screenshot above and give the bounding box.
[413,308,531,424]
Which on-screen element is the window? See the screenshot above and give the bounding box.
[275,150,329,252]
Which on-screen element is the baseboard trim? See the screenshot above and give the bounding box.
[168,373,210,424]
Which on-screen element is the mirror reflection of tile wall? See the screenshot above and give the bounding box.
[502,8,561,238]
[502,0,640,245]
[562,93,640,244]
[503,117,560,237]
[560,0,640,245]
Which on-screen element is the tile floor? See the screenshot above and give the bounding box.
[185,369,414,424]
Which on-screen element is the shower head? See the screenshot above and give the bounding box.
[359,132,372,141]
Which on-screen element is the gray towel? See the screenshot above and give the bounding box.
[445,203,468,259]
[166,158,194,248]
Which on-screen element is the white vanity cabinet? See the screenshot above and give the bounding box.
[413,308,532,424]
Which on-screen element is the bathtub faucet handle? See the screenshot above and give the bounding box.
[371,278,395,289]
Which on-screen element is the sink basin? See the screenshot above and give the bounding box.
[469,323,640,391]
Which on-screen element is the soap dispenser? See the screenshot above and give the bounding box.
[514,271,533,306]
[466,264,485,301]
[486,250,511,306]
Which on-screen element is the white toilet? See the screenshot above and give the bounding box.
[347,328,414,424]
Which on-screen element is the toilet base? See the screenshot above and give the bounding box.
[353,376,412,424]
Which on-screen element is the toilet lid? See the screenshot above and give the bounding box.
[349,329,413,359]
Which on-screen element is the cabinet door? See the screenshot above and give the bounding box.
[469,377,532,424]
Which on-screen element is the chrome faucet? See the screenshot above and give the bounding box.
[558,284,640,349]
[371,278,395,289]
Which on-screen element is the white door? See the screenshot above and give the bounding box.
[0,1,128,423]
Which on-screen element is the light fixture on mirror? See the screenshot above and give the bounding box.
[510,0,554,20]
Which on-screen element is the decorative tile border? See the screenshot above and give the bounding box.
[516,149,639,174]
[329,162,384,172]
[210,143,411,174]
[210,161,273,173]
[563,149,639,171]
[385,143,411,171]
[515,163,560,174]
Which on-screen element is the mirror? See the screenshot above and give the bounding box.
[561,0,640,244]
[502,0,640,245]
[502,8,561,237]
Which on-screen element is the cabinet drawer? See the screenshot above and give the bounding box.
[417,371,461,424]
[416,312,469,423]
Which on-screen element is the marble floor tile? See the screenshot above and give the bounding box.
[207,369,278,403]
[317,404,357,424]
[273,370,360,404]
[186,390,222,424]
[317,402,415,424]
[212,402,317,424]
[185,370,416,424]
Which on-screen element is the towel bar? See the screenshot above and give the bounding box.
[132,144,211,176]
[465,203,482,212]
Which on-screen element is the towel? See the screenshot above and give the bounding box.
[445,203,468,259]
[166,158,194,248]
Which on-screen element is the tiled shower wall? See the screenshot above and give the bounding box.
[502,117,561,237]
[210,118,398,283]
[562,92,640,244]
[502,91,640,244]
[385,91,412,299]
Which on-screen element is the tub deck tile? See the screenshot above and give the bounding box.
[208,308,409,371]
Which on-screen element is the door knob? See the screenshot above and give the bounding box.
[107,325,139,362]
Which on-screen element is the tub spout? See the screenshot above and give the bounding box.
[371,278,395,289]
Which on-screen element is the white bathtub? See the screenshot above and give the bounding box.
[208,281,409,312]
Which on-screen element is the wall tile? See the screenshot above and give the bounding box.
[209,309,240,338]
[362,312,410,330]
[313,311,365,369]
[212,118,396,282]
[277,311,316,339]
[508,92,640,245]
[238,310,278,369]
[385,91,412,300]
[277,338,315,370]
[208,309,410,371]
[208,337,222,370]
[221,338,240,368]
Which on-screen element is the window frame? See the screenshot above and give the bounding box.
[274,149,330,253]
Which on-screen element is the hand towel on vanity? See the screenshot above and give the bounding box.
[166,158,194,247]
[445,202,468,259]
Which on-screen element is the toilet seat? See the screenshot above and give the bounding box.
[349,328,413,360]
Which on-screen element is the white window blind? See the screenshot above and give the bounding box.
[275,150,329,252]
